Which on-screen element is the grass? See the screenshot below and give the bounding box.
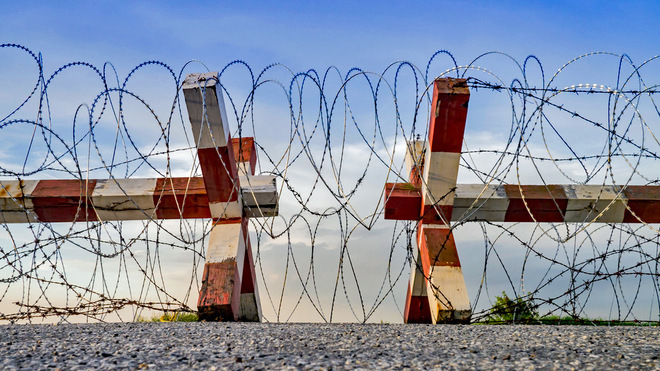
[478,292,658,326]
[478,313,659,326]
[130,307,655,326]
[477,316,659,326]
[535,316,658,326]
[137,311,199,322]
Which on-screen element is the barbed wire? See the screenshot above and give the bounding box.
[1,44,659,324]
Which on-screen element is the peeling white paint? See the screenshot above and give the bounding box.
[92,178,157,220]
[209,200,243,219]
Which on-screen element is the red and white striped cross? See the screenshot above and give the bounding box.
[0,72,279,322]
[384,78,660,324]
[181,72,271,322]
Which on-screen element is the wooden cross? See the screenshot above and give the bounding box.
[384,77,660,324]
[0,72,279,322]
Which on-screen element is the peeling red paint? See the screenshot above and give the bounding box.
[32,179,97,222]
[197,260,242,321]
[428,78,470,154]
[154,177,211,219]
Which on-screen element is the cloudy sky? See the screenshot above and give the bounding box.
[1,1,659,323]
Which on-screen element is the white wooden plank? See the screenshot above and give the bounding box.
[182,72,230,149]
[92,178,157,220]
[240,175,278,217]
[206,222,245,271]
[563,185,627,223]
[208,200,243,219]
[422,148,461,206]
[453,184,509,222]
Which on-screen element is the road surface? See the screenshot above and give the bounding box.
[1,322,658,369]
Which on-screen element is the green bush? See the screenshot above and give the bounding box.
[487,291,538,324]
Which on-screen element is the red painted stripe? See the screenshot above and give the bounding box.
[384,183,422,220]
[31,179,98,222]
[197,144,239,204]
[240,227,256,295]
[421,204,454,224]
[197,260,242,321]
[419,226,461,267]
[383,183,454,223]
[622,185,660,223]
[153,177,211,219]
[231,137,257,175]
[427,78,470,154]
[504,185,568,223]
[404,283,432,324]
[382,183,455,222]
[416,224,429,274]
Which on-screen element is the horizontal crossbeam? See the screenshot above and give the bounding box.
[0,175,277,223]
[385,183,660,224]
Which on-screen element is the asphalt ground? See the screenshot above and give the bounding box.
[1,322,658,370]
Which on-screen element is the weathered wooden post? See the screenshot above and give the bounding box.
[182,72,265,321]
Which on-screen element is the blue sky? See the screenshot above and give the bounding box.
[2,1,660,323]
[3,1,659,71]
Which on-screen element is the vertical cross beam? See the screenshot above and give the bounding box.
[386,78,472,323]
[418,78,471,323]
[183,72,260,321]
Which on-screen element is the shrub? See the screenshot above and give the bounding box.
[487,291,538,323]
[137,311,199,322]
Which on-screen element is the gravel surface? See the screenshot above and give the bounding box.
[0,322,658,370]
